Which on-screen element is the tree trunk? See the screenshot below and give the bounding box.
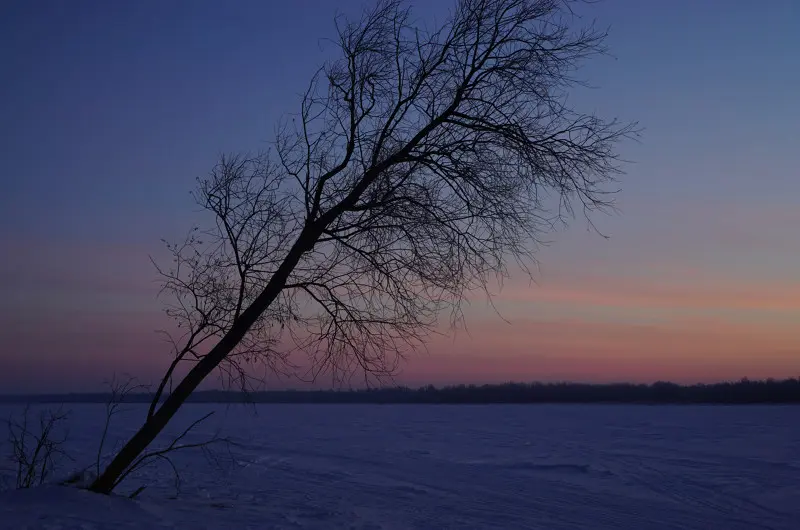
[88,335,237,493]
[89,231,316,493]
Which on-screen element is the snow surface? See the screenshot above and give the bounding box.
[1,404,798,529]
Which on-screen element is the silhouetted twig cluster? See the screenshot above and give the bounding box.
[4,405,72,489]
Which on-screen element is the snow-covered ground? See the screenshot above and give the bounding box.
[1,404,798,529]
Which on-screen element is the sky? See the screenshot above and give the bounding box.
[1,0,798,393]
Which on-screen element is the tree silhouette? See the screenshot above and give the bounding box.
[90,0,636,493]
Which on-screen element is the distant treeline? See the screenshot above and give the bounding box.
[2,378,800,404]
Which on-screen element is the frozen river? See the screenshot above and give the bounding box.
[1,404,798,529]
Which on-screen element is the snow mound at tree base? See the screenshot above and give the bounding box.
[0,486,178,530]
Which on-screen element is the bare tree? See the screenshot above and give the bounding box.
[90,0,636,493]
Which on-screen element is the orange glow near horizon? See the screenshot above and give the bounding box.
[1,239,798,392]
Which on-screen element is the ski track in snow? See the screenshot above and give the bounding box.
[0,404,797,529]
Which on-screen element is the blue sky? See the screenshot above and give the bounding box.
[1,0,798,392]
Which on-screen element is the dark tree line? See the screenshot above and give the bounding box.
[7,378,800,405]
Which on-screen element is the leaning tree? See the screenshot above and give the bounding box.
[90,0,637,493]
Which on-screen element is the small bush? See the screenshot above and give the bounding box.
[5,405,72,489]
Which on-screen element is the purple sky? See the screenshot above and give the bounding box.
[1,0,799,392]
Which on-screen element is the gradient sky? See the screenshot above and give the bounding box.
[1,0,798,392]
